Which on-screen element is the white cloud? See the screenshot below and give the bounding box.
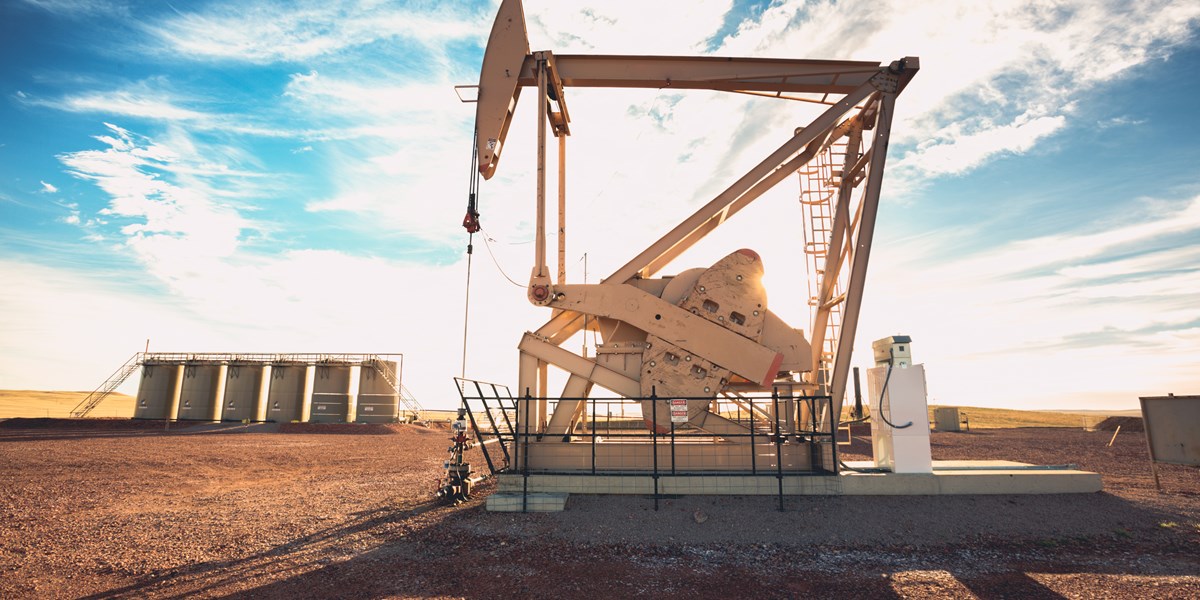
[703,0,1200,185]
[17,0,126,17]
[58,123,257,273]
[856,195,1200,410]
[58,89,209,122]
[525,0,733,53]
[40,180,59,193]
[895,113,1066,178]
[28,83,316,139]
[148,0,487,64]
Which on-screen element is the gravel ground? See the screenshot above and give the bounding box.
[0,419,1196,599]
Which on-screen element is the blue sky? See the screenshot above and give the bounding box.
[1,0,1198,411]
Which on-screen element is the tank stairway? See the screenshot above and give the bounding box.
[455,378,517,475]
[364,355,423,420]
[70,352,144,418]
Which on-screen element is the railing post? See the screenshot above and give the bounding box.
[590,396,597,475]
[522,388,531,513]
[651,386,659,511]
[774,388,784,512]
[749,396,757,474]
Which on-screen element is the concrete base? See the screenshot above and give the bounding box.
[486,492,570,512]
[495,460,1102,496]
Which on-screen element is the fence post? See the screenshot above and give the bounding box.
[651,386,659,511]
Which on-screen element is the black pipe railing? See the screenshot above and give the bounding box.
[456,379,837,511]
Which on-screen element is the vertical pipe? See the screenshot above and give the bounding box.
[537,361,548,432]
[853,366,864,419]
[557,133,566,285]
[774,388,784,511]
[534,56,548,281]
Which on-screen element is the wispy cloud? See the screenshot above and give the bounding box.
[25,82,319,139]
[39,180,59,193]
[894,113,1066,178]
[702,0,1200,187]
[858,194,1200,409]
[57,123,259,273]
[147,0,488,64]
[17,0,128,17]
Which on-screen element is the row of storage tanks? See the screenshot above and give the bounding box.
[134,359,403,423]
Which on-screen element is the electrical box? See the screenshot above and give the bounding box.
[866,363,932,473]
[933,406,961,432]
[872,335,913,367]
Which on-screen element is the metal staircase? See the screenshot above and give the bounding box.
[454,378,517,475]
[364,355,423,419]
[71,352,143,417]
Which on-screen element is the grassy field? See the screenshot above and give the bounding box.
[0,390,135,419]
[925,405,1126,429]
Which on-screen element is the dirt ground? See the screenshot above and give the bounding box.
[0,419,1196,599]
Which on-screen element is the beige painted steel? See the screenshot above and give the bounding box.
[474,0,529,179]
[357,361,399,423]
[548,283,783,386]
[309,363,353,423]
[222,362,264,422]
[1139,395,1200,467]
[176,363,222,421]
[267,363,308,423]
[474,0,917,472]
[133,362,181,419]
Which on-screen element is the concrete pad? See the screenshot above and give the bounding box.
[496,460,1102,497]
[486,492,570,512]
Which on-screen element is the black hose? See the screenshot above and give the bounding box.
[876,350,912,429]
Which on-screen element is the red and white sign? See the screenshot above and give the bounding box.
[670,399,688,424]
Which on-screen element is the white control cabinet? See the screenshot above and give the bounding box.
[866,364,932,473]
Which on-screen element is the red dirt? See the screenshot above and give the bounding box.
[0,422,1196,598]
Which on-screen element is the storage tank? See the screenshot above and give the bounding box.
[267,362,308,422]
[176,362,223,420]
[222,362,265,421]
[133,362,182,419]
[357,360,400,423]
[310,362,353,423]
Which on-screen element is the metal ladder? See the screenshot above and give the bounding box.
[70,352,144,417]
[454,378,517,475]
[799,138,850,391]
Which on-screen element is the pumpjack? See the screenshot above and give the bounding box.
[462,0,918,475]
